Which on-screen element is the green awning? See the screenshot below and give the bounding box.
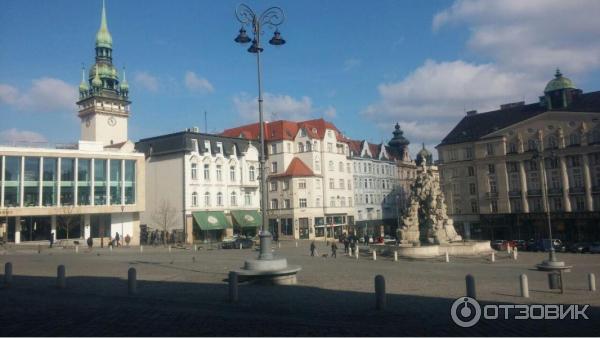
[192,211,231,231]
[230,210,262,228]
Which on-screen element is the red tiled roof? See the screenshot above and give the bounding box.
[221,118,347,142]
[270,157,315,178]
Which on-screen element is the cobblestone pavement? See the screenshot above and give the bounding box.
[0,241,599,336]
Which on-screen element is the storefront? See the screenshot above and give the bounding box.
[192,211,231,242]
[230,210,261,237]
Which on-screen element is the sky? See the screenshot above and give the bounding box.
[1,0,600,157]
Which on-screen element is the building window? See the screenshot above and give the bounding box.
[346,163,351,173]
[216,142,223,154]
[284,199,291,209]
[306,141,312,151]
[204,140,210,153]
[191,163,198,180]
[552,197,562,211]
[547,136,558,149]
[488,164,495,174]
[298,180,306,189]
[510,199,521,213]
[299,198,307,208]
[575,196,585,211]
[527,139,537,151]
[298,142,304,152]
[271,162,278,173]
[327,143,333,152]
[508,143,517,154]
[330,197,335,207]
[471,200,478,213]
[244,192,251,206]
[347,180,352,190]
[469,183,476,195]
[204,164,210,180]
[282,180,289,190]
[489,178,497,193]
[467,166,475,176]
[348,197,353,207]
[270,199,278,209]
[486,143,495,156]
[192,192,198,207]
[339,179,344,189]
[230,166,236,181]
[249,166,255,181]
[340,197,346,207]
[192,139,199,152]
[569,133,581,146]
[315,197,321,207]
[491,200,498,213]
[269,181,278,191]
[216,165,222,181]
[216,192,223,206]
[230,191,237,206]
[204,192,211,206]
[270,144,277,154]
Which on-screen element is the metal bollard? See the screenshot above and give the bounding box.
[356,248,359,260]
[445,251,450,263]
[128,267,137,295]
[57,265,66,289]
[295,241,298,247]
[140,245,143,253]
[520,274,529,298]
[589,273,596,292]
[394,251,398,262]
[507,245,511,254]
[109,246,113,252]
[194,245,197,251]
[466,274,476,299]
[513,248,518,260]
[491,252,495,263]
[4,262,13,287]
[75,245,79,254]
[38,244,41,254]
[229,271,239,303]
[278,242,281,249]
[375,275,386,310]
[372,250,377,261]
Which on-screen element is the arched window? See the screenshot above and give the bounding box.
[547,135,558,149]
[191,192,198,207]
[527,139,537,151]
[204,192,210,206]
[306,141,312,151]
[298,143,304,152]
[230,166,236,181]
[569,133,581,146]
[191,163,198,180]
[230,191,237,206]
[217,192,223,206]
[508,142,517,153]
[249,166,255,181]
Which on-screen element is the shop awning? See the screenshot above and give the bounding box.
[192,211,231,231]
[230,210,262,228]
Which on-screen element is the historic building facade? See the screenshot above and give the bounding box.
[437,70,600,242]
[135,130,261,243]
[0,2,145,245]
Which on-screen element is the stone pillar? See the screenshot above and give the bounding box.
[518,161,529,213]
[559,156,572,212]
[463,222,471,240]
[15,216,21,244]
[51,216,57,241]
[582,154,593,211]
[84,214,91,240]
[497,162,510,213]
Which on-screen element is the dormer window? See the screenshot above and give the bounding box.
[216,142,223,154]
[204,140,210,153]
[191,139,199,153]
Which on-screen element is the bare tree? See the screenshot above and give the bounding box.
[58,204,78,240]
[151,199,178,244]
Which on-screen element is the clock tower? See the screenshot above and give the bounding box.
[77,0,131,146]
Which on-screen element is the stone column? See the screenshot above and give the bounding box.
[84,214,91,240]
[51,216,57,241]
[582,154,593,211]
[15,216,21,244]
[497,162,510,213]
[559,156,572,212]
[463,222,471,240]
[519,161,529,213]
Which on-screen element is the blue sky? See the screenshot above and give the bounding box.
[2,0,600,157]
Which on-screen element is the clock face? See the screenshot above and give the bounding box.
[108,117,117,126]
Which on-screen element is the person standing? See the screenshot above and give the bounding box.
[49,232,54,248]
[115,232,121,247]
[310,241,316,257]
[331,241,337,258]
[343,238,349,254]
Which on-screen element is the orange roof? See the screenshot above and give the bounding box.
[221,118,347,142]
[270,157,315,178]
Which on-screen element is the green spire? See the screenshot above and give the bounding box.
[79,66,89,92]
[92,65,102,88]
[120,67,129,91]
[95,0,113,48]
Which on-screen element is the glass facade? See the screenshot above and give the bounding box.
[78,159,91,205]
[94,159,107,205]
[1,155,137,208]
[43,158,58,206]
[110,159,122,205]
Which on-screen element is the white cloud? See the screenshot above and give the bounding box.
[184,71,214,94]
[233,92,336,122]
[0,128,47,144]
[0,78,76,113]
[433,0,600,74]
[133,71,159,92]
[343,58,361,72]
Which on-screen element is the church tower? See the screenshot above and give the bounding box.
[77,0,131,146]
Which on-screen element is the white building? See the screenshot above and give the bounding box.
[0,2,145,245]
[222,119,355,239]
[136,130,261,243]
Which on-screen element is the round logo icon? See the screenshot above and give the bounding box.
[207,216,218,224]
[244,214,255,222]
[450,297,481,328]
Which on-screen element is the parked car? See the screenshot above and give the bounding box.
[221,238,254,249]
[589,242,600,254]
[491,240,507,251]
[513,240,527,251]
[568,242,591,253]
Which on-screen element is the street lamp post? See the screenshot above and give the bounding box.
[533,145,567,270]
[121,205,125,248]
[395,195,400,234]
[234,4,285,261]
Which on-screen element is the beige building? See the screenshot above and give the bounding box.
[0,2,144,245]
[437,70,600,242]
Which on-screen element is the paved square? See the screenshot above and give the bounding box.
[0,241,598,336]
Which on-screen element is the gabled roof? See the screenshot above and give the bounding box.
[438,90,600,147]
[135,131,257,157]
[270,157,315,178]
[221,118,346,142]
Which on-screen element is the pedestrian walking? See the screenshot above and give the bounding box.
[343,238,349,254]
[49,232,54,248]
[350,240,356,256]
[115,232,121,247]
[310,241,316,257]
[331,242,337,258]
[87,236,93,249]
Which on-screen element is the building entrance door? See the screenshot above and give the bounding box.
[299,218,309,239]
